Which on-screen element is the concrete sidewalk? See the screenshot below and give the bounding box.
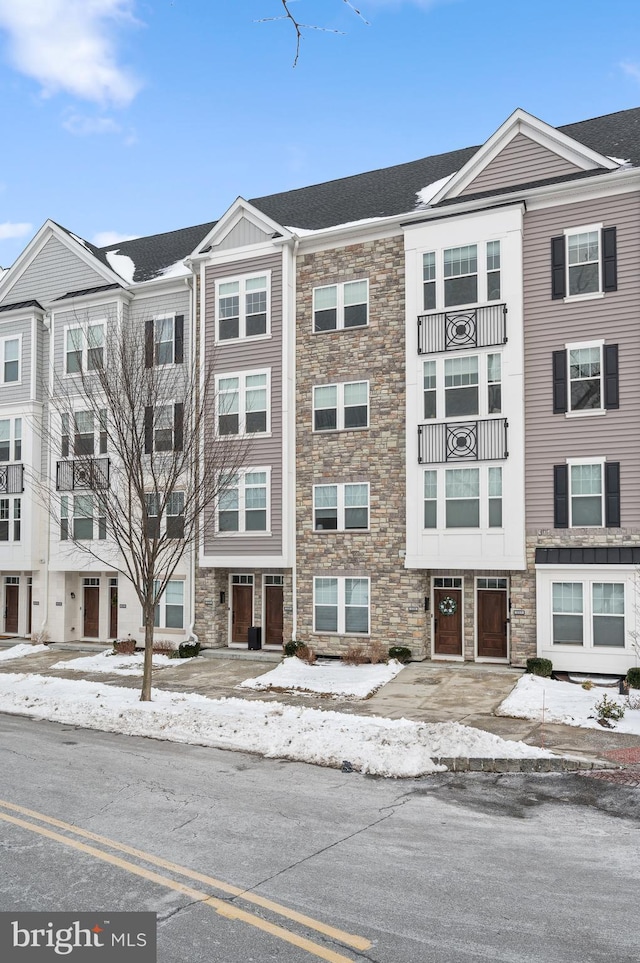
[2,640,640,775]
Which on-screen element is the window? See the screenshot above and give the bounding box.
[313,280,368,331]
[445,356,478,417]
[422,241,503,311]
[424,470,437,528]
[217,469,269,533]
[569,463,603,527]
[313,576,369,634]
[65,324,104,374]
[0,497,20,541]
[552,343,618,414]
[144,403,183,453]
[551,226,617,300]
[487,354,501,413]
[62,410,107,457]
[145,315,184,367]
[423,361,436,419]
[313,381,369,431]
[217,371,269,435]
[1,337,20,383]
[552,581,625,648]
[144,492,184,541]
[444,245,478,307]
[445,468,479,527]
[486,241,501,301]
[488,467,502,527]
[423,354,502,420]
[423,252,436,310]
[0,419,21,462]
[154,580,184,629]
[313,483,369,531]
[216,274,268,340]
[60,494,106,541]
[425,466,501,530]
[554,461,619,529]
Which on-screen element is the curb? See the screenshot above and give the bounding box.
[432,756,616,773]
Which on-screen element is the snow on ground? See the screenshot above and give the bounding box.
[0,672,552,778]
[51,650,193,677]
[0,644,49,662]
[238,657,404,699]
[497,673,640,735]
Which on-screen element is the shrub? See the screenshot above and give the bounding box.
[31,630,51,646]
[368,641,388,665]
[526,657,553,678]
[284,640,302,657]
[178,641,200,659]
[152,640,176,656]
[113,638,136,655]
[388,646,412,664]
[626,667,640,690]
[594,693,625,724]
[295,643,317,664]
[341,644,369,665]
[581,680,594,690]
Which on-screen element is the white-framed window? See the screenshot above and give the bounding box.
[313,576,370,634]
[153,579,184,629]
[0,418,21,462]
[145,490,184,540]
[216,273,269,341]
[0,496,20,541]
[486,240,501,301]
[568,459,604,527]
[61,409,107,458]
[552,581,625,648]
[1,336,20,384]
[565,225,601,297]
[60,494,106,541]
[424,466,502,530]
[216,370,270,436]
[144,403,182,454]
[567,341,603,412]
[423,252,436,310]
[313,482,369,531]
[313,381,369,431]
[217,468,269,534]
[65,323,104,374]
[313,279,368,332]
[422,240,503,310]
[423,353,502,420]
[147,314,183,367]
[444,244,478,307]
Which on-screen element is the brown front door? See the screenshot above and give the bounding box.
[232,584,252,645]
[27,583,32,635]
[264,585,284,647]
[83,587,100,638]
[5,585,19,634]
[433,588,463,657]
[109,585,118,638]
[477,589,508,659]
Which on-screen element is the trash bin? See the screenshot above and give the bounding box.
[248,626,262,650]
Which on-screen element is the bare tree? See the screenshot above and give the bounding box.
[257,0,369,66]
[44,311,246,701]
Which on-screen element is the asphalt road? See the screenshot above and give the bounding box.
[0,713,639,963]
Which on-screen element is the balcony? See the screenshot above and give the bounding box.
[418,418,508,464]
[418,303,507,355]
[56,458,110,491]
[0,463,24,494]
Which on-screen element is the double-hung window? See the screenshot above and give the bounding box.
[0,497,20,541]
[145,315,184,367]
[65,324,104,374]
[217,469,269,533]
[144,403,183,453]
[313,483,369,531]
[62,410,107,457]
[217,274,268,341]
[552,342,618,414]
[217,370,269,435]
[313,280,368,331]
[313,576,370,634]
[154,580,184,629]
[554,459,620,529]
[552,581,625,648]
[425,466,502,530]
[0,418,21,461]
[444,245,478,307]
[551,225,617,299]
[422,240,502,310]
[60,494,106,541]
[145,491,184,540]
[1,337,20,384]
[423,354,502,420]
[313,381,369,431]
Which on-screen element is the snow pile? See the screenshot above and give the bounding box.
[239,657,404,699]
[0,643,49,662]
[51,650,193,676]
[416,173,457,207]
[105,250,135,282]
[0,673,552,778]
[497,674,640,735]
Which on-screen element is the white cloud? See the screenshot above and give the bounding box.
[0,221,32,240]
[62,113,122,135]
[0,0,141,106]
[621,61,640,83]
[92,230,138,246]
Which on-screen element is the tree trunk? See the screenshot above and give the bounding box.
[140,601,155,701]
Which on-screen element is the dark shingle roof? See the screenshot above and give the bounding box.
[97,221,217,283]
[0,299,43,313]
[54,283,123,301]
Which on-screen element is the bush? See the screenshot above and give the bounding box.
[368,641,388,665]
[526,657,553,678]
[284,640,302,657]
[388,646,412,664]
[295,643,316,664]
[626,667,640,690]
[113,638,136,655]
[178,641,200,659]
[594,693,625,724]
[341,644,369,665]
[152,640,176,656]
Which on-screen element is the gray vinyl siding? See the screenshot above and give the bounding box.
[215,218,272,252]
[35,321,48,404]
[204,252,284,556]
[0,316,32,404]
[130,290,191,364]
[0,236,106,306]
[460,134,582,197]
[52,300,119,387]
[523,191,640,528]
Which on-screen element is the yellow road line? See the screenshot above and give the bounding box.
[0,800,371,958]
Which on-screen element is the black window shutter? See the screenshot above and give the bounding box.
[551,236,566,299]
[552,350,568,413]
[602,227,617,292]
[144,406,154,454]
[605,462,620,527]
[554,465,569,528]
[174,403,184,452]
[145,320,154,368]
[174,315,184,364]
[603,344,619,409]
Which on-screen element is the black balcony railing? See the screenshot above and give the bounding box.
[56,458,110,491]
[418,418,508,464]
[418,303,507,354]
[0,463,24,494]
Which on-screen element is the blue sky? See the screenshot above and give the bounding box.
[1,0,639,268]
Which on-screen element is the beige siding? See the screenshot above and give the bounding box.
[203,251,284,556]
[460,134,582,196]
[1,236,106,306]
[523,191,640,528]
[215,218,272,252]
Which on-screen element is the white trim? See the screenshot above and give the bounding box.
[62,319,106,377]
[192,198,293,257]
[474,576,509,663]
[312,380,369,433]
[312,278,369,333]
[566,457,606,529]
[215,466,272,535]
[228,572,255,646]
[0,333,22,386]
[214,269,272,343]
[312,481,370,533]
[431,576,464,661]
[312,575,370,636]
[215,367,271,437]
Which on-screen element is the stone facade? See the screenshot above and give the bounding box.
[195,565,293,648]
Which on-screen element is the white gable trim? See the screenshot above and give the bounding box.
[431,108,619,204]
[190,198,292,258]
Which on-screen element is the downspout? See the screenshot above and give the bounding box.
[185,274,199,644]
[40,312,52,634]
[291,237,299,641]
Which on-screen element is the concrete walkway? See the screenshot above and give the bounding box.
[2,641,640,775]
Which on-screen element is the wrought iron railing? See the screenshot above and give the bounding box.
[0,463,24,494]
[418,418,508,464]
[417,303,507,354]
[56,458,110,491]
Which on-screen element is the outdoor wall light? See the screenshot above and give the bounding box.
[220,591,226,605]
[70,592,76,599]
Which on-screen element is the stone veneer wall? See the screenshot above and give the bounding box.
[295,237,428,659]
[195,566,294,648]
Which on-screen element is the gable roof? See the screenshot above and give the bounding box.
[96,221,217,283]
